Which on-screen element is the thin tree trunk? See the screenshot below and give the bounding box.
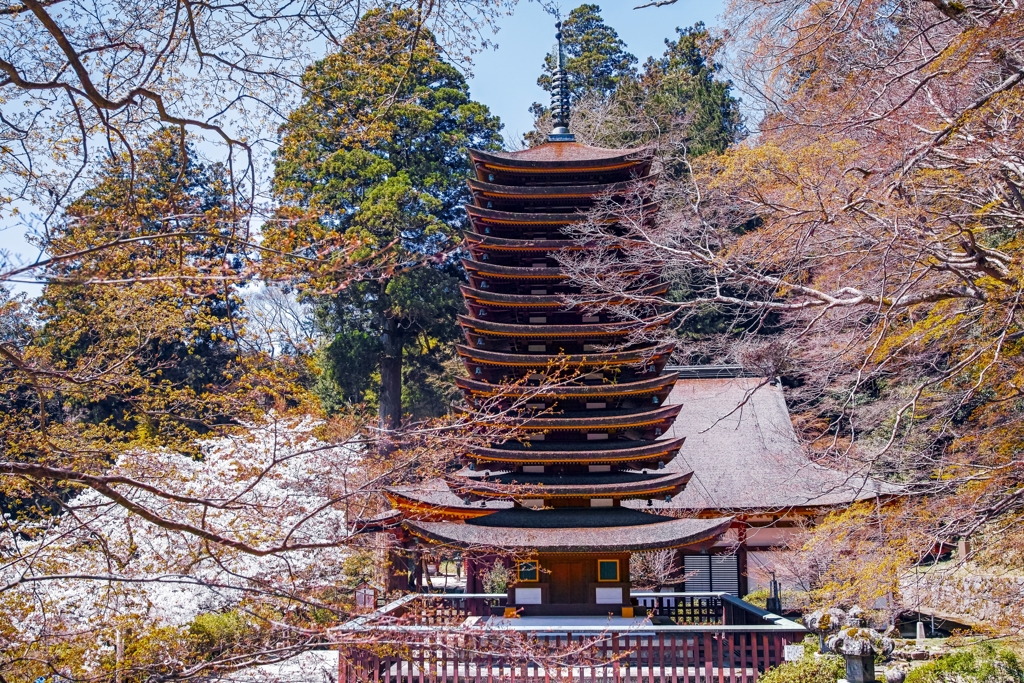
[379,312,403,435]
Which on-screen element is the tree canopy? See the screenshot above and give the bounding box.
[536,4,637,102]
[528,16,743,166]
[268,8,503,430]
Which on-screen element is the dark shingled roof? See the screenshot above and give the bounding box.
[387,480,512,510]
[404,515,732,552]
[624,377,903,513]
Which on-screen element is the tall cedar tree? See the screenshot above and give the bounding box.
[535,4,637,106]
[625,24,751,353]
[271,9,503,431]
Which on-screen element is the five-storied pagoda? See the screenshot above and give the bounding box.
[376,24,732,617]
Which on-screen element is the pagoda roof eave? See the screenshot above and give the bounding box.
[467,175,657,198]
[465,205,586,225]
[463,233,579,251]
[462,260,568,280]
[447,469,693,498]
[459,284,671,309]
[463,403,683,430]
[465,203,658,227]
[402,515,733,553]
[349,509,404,534]
[467,436,686,465]
[455,343,674,367]
[384,488,512,521]
[462,260,647,282]
[469,143,652,170]
[455,372,679,398]
[458,314,672,338]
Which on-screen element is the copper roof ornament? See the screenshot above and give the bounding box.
[548,21,575,142]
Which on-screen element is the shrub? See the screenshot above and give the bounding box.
[759,640,844,683]
[480,563,512,594]
[905,645,1024,683]
[188,610,255,658]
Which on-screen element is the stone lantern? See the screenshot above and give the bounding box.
[806,607,847,653]
[826,611,895,683]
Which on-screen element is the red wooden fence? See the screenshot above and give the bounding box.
[338,629,803,683]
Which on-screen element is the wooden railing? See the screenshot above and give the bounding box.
[338,630,802,683]
[631,593,724,624]
[336,593,805,682]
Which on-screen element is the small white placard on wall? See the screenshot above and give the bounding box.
[516,587,543,605]
[784,645,804,662]
[595,587,623,604]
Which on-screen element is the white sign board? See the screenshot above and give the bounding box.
[515,587,543,605]
[595,587,623,605]
[784,645,805,662]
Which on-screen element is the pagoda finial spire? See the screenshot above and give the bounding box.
[548,20,575,142]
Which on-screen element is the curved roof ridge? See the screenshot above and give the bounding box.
[470,142,653,165]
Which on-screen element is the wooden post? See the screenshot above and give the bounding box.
[703,632,713,683]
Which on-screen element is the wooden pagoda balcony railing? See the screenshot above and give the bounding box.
[335,592,806,683]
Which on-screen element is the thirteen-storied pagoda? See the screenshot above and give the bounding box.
[369,25,733,618]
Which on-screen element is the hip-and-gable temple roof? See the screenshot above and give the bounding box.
[623,374,904,514]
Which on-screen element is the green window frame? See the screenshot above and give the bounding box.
[598,559,620,582]
[517,560,539,582]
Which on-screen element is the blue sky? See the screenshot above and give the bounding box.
[466,0,727,143]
